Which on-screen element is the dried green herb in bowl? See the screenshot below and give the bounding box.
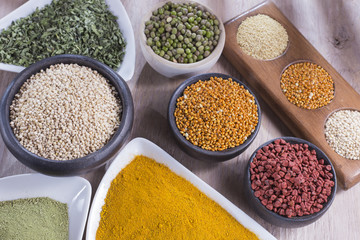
[0,0,126,70]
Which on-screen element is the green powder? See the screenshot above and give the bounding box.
[0,197,69,240]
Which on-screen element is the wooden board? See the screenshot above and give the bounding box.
[223,0,360,189]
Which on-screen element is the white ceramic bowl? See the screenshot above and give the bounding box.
[0,0,135,81]
[139,1,225,78]
[86,137,276,240]
[0,173,92,240]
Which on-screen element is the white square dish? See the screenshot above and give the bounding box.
[0,173,92,240]
[0,0,135,81]
[86,137,276,240]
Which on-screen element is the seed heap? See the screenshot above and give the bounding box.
[144,1,221,63]
[10,63,122,161]
[236,14,288,60]
[280,62,334,109]
[325,110,360,160]
[250,139,335,218]
[174,77,258,151]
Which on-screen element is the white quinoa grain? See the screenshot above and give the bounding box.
[9,63,122,161]
[236,14,288,60]
[324,110,360,160]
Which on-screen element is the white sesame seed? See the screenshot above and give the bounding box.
[236,14,288,60]
[324,110,360,160]
[10,63,122,161]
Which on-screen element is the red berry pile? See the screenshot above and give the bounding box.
[250,139,335,218]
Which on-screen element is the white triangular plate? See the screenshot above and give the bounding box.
[0,0,135,81]
[86,137,277,240]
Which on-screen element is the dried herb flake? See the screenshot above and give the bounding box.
[0,0,126,69]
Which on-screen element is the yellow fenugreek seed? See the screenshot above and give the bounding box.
[174,77,258,151]
[280,62,334,109]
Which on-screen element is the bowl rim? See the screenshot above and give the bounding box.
[245,136,337,225]
[168,72,261,160]
[139,0,226,70]
[0,54,134,175]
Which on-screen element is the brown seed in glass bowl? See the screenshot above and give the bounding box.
[280,62,334,109]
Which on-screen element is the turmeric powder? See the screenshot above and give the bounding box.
[96,155,259,240]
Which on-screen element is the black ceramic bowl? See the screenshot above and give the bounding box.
[168,73,261,161]
[244,137,337,228]
[0,55,134,176]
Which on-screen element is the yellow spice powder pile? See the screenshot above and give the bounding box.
[174,76,258,151]
[280,62,334,109]
[96,155,259,240]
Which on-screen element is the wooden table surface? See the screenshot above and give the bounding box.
[1,0,359,239]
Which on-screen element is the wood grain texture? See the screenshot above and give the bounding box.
[0,0,359,239]
[223,1,360,189]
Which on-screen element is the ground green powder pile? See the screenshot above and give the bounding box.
[0,197,69,240]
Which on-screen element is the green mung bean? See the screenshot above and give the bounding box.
[144,1,221,63]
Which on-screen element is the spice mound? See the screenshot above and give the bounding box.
[174,76,258,151]
[325,110,360,160]
[250,139,335,218]
[144,1,221,63]
[0,197,68,240]
[0,0,126,69]
[96,155,259,240]
[236,14,288,60]
[10,63,122,161]
[280,62,334,109]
